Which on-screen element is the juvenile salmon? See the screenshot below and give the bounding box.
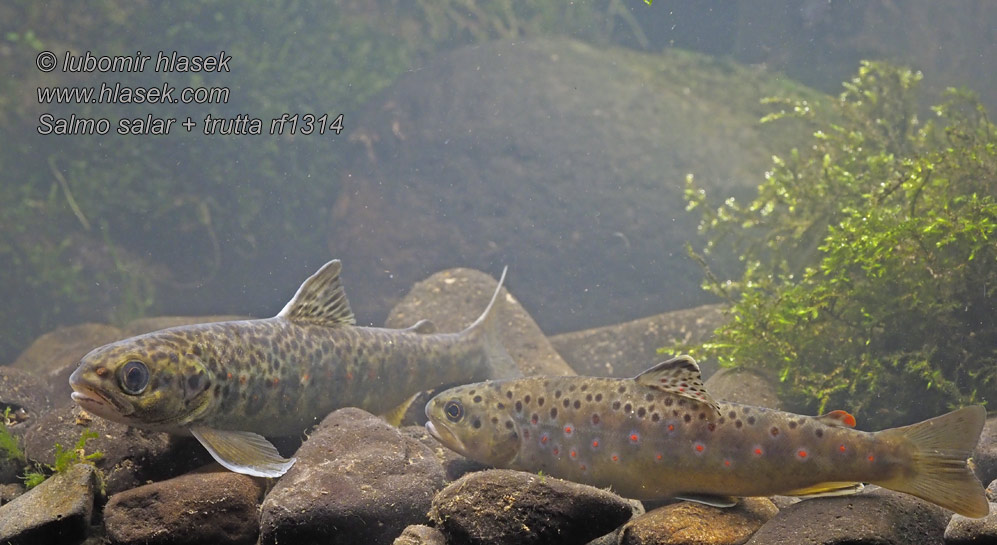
[426,356,988,518]
[70,260,515,477]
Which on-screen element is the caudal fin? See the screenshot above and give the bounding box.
[465,266,520,379]
[876,405,989,518]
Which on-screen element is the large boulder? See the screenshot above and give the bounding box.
[329,38,818,334]
[0,463,96,545]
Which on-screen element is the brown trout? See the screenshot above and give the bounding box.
[426,355,989,518]
[70,260,515,477]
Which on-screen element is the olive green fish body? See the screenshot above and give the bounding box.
[71,260,513,477]
[426,356,988,518]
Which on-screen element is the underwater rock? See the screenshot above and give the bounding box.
[400,425,488,482]
[973,415,997,486]
[385,267,575,378]
[550,304,725,379]
[619,497,777,545]
[586,498,645,545]
[12,323,124,377]
[22,404,209,495]
[260,408,446,545]
[0,483,24,505]
[103,467,265,545]
[393,525,448,545]
[702,368,783,410]
[428,469,635,545]
[744,486,948,545]
[0,463,96,545]
[0,366,52,423]
[121,315,250,336]
[945,500,997,545]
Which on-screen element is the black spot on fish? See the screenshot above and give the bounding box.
[595,393,603,402]
[789,421,798,429]
[586,394,593,402]
[474,395,482,403]
[580,384,588,391]
[531,414,539,424]
[618,386,626,394]
[550,408,558,419]
[515,401,523,412]
[624,403,632,413]
[538,397,545,407]
[612,401,621,410]
[506,391,513,399]
[678,399,686,406]
[708,422,716,432]
[497,403,505,409]
[573,400,581,409]
[562,399,570,408]
[770,427,780,436]
[555,390,562,398]
[505,421,514,429]
[569,385,577,392]
[524,395,531,404]
[491,417,499,424]
[699,412,706,420]
[651,413,660,422]
[735,420,743,428]
[729,411,737,419]
[592,414,600,425]
[683,414,692,423]
[665,398,673,407]
[747,416,756,425]
[469,389,476,395]
[637,407,647,418]
[815,429,824,438]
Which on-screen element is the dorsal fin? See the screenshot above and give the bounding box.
[817,410,857,428]
[277,260,356,326]
[635,355,721,418]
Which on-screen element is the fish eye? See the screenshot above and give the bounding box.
[444,400,464,422]
[119,361,150,395]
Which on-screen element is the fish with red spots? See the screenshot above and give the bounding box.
[425,355,989,518]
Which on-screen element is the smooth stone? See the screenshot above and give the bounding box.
[550,304,725,379]
[260,408,447,545]
[386,267,575,378]
[973,415,997,486]
[703,368,783,410]
[745,486,948,545]
[22,404,210,495]
[945,502,997,544]
[121,315,250,336]
[429,469,635,545]
[0,483,24,505]
[619,497,777,545]
[104,467,265,545]
[393,525,448,545]
[0,463,96,545]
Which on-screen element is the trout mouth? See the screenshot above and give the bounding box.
[425,420,470,458]
[70,385,135,418]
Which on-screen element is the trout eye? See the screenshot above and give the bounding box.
[444,400,464,422]
[119,361,150,395]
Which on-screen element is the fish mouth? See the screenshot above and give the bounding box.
[70,385,134,418]
[425,420,470,457]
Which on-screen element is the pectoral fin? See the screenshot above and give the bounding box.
[674,493,738,508]
[190,426,296,478]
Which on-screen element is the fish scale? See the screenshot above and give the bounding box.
[70,260,516,477]
[426,356,989,518]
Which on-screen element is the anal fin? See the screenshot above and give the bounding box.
[190,426,295,478]
[781,482,865,498]
[675,493,738,508]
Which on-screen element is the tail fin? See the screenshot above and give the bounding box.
[464,266,520,379]
[876,405,989,518]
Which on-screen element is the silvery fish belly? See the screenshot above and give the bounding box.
[69,260,515,478]
[425,356,989,518]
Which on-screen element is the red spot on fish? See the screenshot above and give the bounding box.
[570,450,577,458]
[226,372,233,380]
[694,443,704,452]
[272,378,279,386]
[579,464,587,471]
[667,424,675,432]
[96,367,109,377]
[724,459,731,467]
[678,387,685,392]
[797,449,808,459]
[552,447,560,456]
[541,434,549,444]
[839,445,846,452]
[630,433,640,444]
[754,447,763,456]
[868,455,875,462]
[612,454,619,462]
[656,453,663,461]
[564,426,573,435]
[592,440,599,448]
[301,373,310,383]
[239,376,247,385]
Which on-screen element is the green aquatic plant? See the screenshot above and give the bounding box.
[22,428,103,489]
[676,61,996,429]
[0,407,26,463]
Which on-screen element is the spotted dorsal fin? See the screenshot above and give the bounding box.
[817,410,857,428]
[277,260,356,326]
[635,356,721,418]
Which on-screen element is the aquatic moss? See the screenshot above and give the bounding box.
[0,408,26,463]
[22,428,103,490]
[675,62,996,429]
